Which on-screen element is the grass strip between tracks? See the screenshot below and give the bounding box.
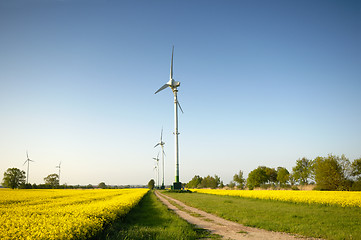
[163,191,361,240]
[97,191,218,240]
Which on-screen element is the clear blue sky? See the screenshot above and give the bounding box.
[1,0,360,185]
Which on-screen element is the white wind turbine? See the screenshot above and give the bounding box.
[155,46,183,190]
[153,153,160,189]
[153,165,158,189]
[154,128,166,189]
[56,161,61,185]
[23,151,34,184]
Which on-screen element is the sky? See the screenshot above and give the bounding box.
[0,0,360,186]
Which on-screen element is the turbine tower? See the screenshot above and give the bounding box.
[23,151,34,184]
[56,161,61,185]
[153,153,160,189]
[154,128,166,189]
[155,46,183,190]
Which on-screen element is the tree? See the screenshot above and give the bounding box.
[148,179,155,189]
[277,167,290,187]
[233,170,245,189]
[44,174,59,188]
[351,158,361,180]
[264,167,277,184]
[313,154,350,190]
[98,182,107,189]
[186,175,203,188]
[2,168,26,189]
[292,157,314,185]
[199,175,220,189]
[228,181,236,189]
[247,166,268,190]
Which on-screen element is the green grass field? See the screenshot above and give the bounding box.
[163,191,361,240]
[97,191,218,240]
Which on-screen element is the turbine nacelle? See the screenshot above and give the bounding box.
[167,79,180,89]
[154,79,180,94]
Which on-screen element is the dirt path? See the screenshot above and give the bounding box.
[155,191,320,240]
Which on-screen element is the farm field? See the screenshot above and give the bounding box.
[0,188,148,240]
[164,190,361,240]
[191,189,361,207]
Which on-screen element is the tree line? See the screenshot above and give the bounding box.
[186,154,361,191]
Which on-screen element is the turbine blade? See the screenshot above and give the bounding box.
[154,143,160,148]
[177,101,184,114]
[163,149,166,157]
[155,84,169,94]
[23,160,27,165]
[170,46,174,80]
[160,127,163,142]
[26,150,29,159]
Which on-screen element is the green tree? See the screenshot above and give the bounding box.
[199,175,220,189]
[98,182,107,189]
[247,166,268,190]
[186,175,203,188]
[292,157,314,185]
[264,167,277,184]
[148,179,155,189]
[351,158,361,179]
[313,154,350,190]
[228,181,236,189]
[44,174,59,188]
[277,167,290,187]
[2,168,26,189]
[233,170,245,189]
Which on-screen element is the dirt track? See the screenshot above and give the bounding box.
[155,191,320,240]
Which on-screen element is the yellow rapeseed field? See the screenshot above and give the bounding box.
[191,189,361,208]
[0,188,148,240]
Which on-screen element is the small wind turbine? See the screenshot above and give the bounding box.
[153,165,158,189]
[56,161,61,185]
[155,46,183,190]
[23,151,34,184]
[153,153,160,189]
[154,128,166,189]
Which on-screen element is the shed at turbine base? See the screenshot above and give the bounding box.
[173,182,182,190]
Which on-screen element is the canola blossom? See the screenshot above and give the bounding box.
[191,189,361,208]
[0,188,148,240]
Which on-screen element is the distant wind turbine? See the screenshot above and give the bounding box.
[56,161,61,185]
[153,153,160,189]
[154,128,166,189]
[155,46,183,190]
[153,165,158,189]
[23,151,34,184]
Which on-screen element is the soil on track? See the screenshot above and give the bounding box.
[155,191,321,240]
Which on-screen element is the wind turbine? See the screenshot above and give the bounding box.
[56,161,61,185]
[154,128,166,189]
[23,151,34,184]
[155,46,183,190]
[153,165,158,189]
[153,153,160,189]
